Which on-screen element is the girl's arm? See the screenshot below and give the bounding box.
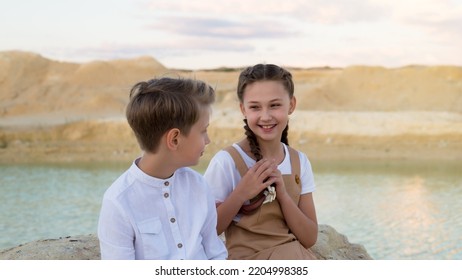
[272,170,318,248]
[278,192,318,248]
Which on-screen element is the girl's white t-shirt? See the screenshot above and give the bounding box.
[204,143,316,206]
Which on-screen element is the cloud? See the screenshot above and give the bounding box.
[385,0,462,44]
[143,0,390,24]
[147,16,296,39]
[39,38,255,63]
[8,0,460,68]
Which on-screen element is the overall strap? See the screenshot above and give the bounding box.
[223,145,266,215]
[288,146,301,187]
[224,146,247,177]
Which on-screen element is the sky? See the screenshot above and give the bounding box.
[1,0,462,70]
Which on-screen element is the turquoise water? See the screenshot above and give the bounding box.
[0,162,129,250]
[313,160,462,260]
[1,160,461,259]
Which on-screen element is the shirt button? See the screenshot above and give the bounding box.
[164,181,169,186]
[164,193,169,198]
[177,243,183,248]
[170,218,176,223]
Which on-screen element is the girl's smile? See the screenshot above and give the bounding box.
[258,124,277,134]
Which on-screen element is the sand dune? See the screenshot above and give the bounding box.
[0,51,461,163]
[0,51,167,119]
[295,65,462,112]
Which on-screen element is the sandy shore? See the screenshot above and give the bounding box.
[1,110,461,165]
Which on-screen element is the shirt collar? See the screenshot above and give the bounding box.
[129,157,175,188]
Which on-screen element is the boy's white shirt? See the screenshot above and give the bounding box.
[98,158,227,260]
[204,143,316,221]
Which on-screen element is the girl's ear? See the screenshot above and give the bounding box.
[240,102,246,117]
[166,128,181,150]
[289,96,297,115]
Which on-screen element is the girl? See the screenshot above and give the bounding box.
[204,64,318,259]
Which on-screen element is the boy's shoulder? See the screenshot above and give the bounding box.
[175,166,205,180]
[102,168,133,199]
[175,167,210,191]
[176,166,197,172]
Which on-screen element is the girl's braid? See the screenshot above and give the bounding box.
[243,119,263,161]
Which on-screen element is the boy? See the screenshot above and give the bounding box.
[97,77,227,260]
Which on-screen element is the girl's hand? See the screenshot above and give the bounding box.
[235,159,278,201]
[268,168,289,200]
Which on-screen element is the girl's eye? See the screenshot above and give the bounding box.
[271,104,281,107]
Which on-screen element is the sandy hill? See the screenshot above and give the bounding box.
[0,51,461,163]
[1,51,462,122]
[293,66,462,112]
[0,51,167,122]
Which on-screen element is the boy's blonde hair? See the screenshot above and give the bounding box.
[126,77,215,153]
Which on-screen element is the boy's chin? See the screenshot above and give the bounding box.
[186,159,200,167]
[185,153,204,167]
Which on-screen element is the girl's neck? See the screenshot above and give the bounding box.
[239,139,285,163]
[260,141,283,158]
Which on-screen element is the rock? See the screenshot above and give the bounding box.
[311,224,372,260]
[0,224,372,260]
[0,235,100,260]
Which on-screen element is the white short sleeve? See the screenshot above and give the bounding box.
[298,151,316,194]
[203,150,242,203]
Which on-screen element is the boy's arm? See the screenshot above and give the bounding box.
[200,186,228,260]
[98,199,136,259]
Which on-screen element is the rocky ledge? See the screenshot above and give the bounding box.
[0,224,372,260]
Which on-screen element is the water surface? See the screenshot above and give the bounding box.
[313,159,462,259]
[1,160,461,259]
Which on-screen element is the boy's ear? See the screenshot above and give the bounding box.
[166,128,181,150]
[289,96,297,115]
